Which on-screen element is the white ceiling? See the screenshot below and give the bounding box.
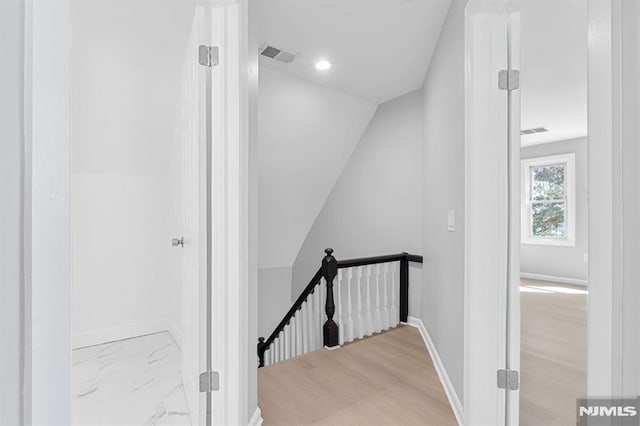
[257,0,453,104]
[518,0,587,145]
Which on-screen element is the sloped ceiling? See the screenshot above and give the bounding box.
[257,0,453,269]
[257,0,453,103]
[258,68,377,268]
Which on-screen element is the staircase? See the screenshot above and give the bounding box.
[257,248,423,367]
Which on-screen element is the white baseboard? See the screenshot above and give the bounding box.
[520,272,588,287]
[249,407,263,426]
[407,316,463,426]
[73,318,175,349]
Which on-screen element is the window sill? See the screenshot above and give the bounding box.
[521,238,576,247]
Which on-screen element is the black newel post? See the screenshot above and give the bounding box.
[399,252,409,323]
[257,337,265,367]
[322,248,339,348]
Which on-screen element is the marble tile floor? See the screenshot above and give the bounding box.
[72,331,192,426]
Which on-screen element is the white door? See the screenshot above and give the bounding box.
[177,7,209,425]
[183,3,250,425]
[464,1,520,425]
[174,3,250,424]
[505,12,522,426]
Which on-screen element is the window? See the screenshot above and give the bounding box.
[521,153,575,246]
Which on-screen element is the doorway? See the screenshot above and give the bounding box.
[23,0,252,423]
[464,0,597,424]
[69,2,209,424]
[515,1,588,424]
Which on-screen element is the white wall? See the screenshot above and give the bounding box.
[292,90,424,298]
[71,1,195,346]
[0,0,24,422]
[258,67,377,269]
[258,267,294,339]
[421,0,465,404]
[520,138,588,282]
[515,0,588,145]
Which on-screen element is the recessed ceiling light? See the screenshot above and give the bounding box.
[315,60,331,71]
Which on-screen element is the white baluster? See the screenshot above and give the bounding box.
[284,325,291,360]
[315,282,322,349]
[290,319,296,359]
[374,263,382,333]
[275,334,281,362]
[345,267,354,343]
[382,262,391,330]
[337,269,344,345]
[356,266,365,339]
[364,265,374,336]
[310,286,317,351]
[310,288,317,351]
[308,294,315,351]
[308,293,315,351]
[268,346,273,365]
[390,262,398,326]
[319,279,326,347]
[296,315,302,356]
[306,297,313,352]
[301,301,309,354]
[279,331,285,362]
[295,312,302,356]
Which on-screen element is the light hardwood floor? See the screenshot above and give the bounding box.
[259,280,586,426]
[520,278,588,426]
[258,325,457,426]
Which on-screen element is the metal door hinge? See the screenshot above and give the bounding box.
[199,370,220,392]
[498,69,520,91]
[199,45,219,68]
[497,369,519,390]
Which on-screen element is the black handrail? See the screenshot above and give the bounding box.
[257,249,423,367]
[337,252,423,269]
[258,267,323,366]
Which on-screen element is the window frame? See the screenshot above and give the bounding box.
[521,153,576,246]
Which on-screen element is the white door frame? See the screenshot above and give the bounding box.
[23,0,72,422]
[465,0,624,424]
[22,0,253,424]
[209,2,253,424]
[464,2,512,424]
[587,0,640,398]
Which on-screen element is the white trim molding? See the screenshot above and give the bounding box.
[72,319,182,350]
[248,407,263,426]
[407,317,464,425]
[24,0,73,422]
[208,1,253,424]
[520,272,588,287]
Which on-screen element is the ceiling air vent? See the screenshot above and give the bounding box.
[520,127,548,135]
[259,43,297,63]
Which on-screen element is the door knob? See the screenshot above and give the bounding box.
[172,237,184,247]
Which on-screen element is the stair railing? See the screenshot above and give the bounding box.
[258,248,423,367]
